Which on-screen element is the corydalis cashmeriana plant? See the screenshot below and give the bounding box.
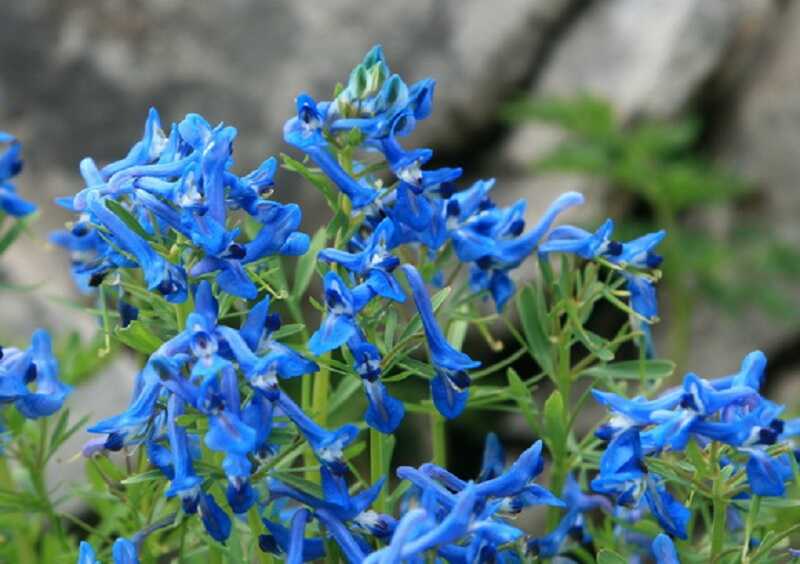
[7,42,788,564]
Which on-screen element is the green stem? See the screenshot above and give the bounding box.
[431,413,447,468]
[710,442,727,561]
[312,356,330,427]
[0,458,35,563]
[306,356,330,484]
[370,428,387,513]
[741,495,760,563]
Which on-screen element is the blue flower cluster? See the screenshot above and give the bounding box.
[591,351,799,540]
[52,109,308,298]
[284,45,585,313]
[0,132,36,217]
[540,219,665,355]
[283,46,592,424]
[259,433,561,563]
[0,329,70,424]
[82,281,358,543]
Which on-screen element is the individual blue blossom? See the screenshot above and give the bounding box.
[111,538,139,564]
[652,533,680,564]
[539,219,666,355]
[275,391,359,475]
[284,93,377,208]
[590,428,690,539]
[236,293,319,396]
[0,132,36,217]
[526,474,609,558]
[450,191,584,311]
[350,336,405,433]
[198,491,232,543]
[743,449,793,497]
[319,218,405,302]
[164,395,202,511]
[0,329,71,420]
[267,467,394,562]
[401,264,480,419]
[86,195,188,303]
[77,541,100,564]
[307,271,377,356]
[260,511,326,562]
[325,45,434,142]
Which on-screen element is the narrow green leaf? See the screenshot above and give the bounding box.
[120,469,165,485]
[597,549,628,564]
[292,228,327,300]
[580,359,676,382]
[516,285,554,376]
[281,154,338,209]
[105,199,152,240]
[271,323,306,341]
[114,320,163,355]
[0,214,33,255]
[543,390,566,461]
[506,368,539,433]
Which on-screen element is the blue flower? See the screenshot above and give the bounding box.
[164,395,202,510]
[198,491,232,543]
[744,449,793,497]
[284,93,377,209]
[0,329,70,420]
[319,218,405,303]
[308,272,375,356]
[0,132,36,217]
[13,329,71,419]
[77,541,100,564]
[260,511,326,562]
[401,264,480,419]
[651,533,680,564]
[276,391,359,475]
[591,429,690,539]
[348,335,405,434]
[111,538,139,564]
[451,191,584,311]
[87,195,188,303]
[57,108,308,299]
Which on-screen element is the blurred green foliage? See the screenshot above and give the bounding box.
[503,95,800,364]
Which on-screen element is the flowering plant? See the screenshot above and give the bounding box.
[0,45,797,564]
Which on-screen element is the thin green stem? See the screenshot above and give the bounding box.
[370,428,387,513]
[741,496,760,563]
[431,413,447,468]
[710,442,727,561]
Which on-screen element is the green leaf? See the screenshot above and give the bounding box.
[271,323,306,341]
[565,299,614,361]
[120,469,165,485]
[292,228,327,301]
[104,199,152,240]
[114,320,162,355]
[543,390,566,461]
[580,359,676,383]
[0,214,33,255]
[516,285,554,376]
[506,368,539,433]
[597,549,628,564]
[281,154,338,209]
[270,470,324,499]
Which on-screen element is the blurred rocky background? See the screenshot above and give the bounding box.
[2,0,800,480]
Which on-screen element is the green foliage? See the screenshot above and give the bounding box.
[504,94,800,365]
